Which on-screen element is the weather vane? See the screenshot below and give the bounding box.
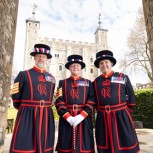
[98,13,101,28]
[32,3,37,17]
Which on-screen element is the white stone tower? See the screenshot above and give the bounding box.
[94,14,108,52]
[24,3,40,69]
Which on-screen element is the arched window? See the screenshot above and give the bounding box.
[90,68,93,73]
[59,65,62,71]
[90,58,93,62]
[55,54,59,58]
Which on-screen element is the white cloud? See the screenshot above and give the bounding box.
[13,0,145,84]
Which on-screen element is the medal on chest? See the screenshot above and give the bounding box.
[111,76,125,84]
[44,73,55,84]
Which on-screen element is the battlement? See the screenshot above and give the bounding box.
[38,36,95,47]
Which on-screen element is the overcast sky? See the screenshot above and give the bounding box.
[13,0,149,85]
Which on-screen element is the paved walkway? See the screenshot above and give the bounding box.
[3,129,153,153]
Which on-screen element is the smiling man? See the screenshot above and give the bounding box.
[10,44,55,153]
[55,54,95,153]
[93,50,140,153]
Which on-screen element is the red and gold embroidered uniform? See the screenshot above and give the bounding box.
[55,76,95,153]
[10,66,55,153]
[94,71,140,153]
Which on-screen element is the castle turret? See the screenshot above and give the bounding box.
[24,3,40,69]
[94,14,108,51]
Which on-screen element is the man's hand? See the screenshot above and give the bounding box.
[66,116,76,126]
[73,114,85,127]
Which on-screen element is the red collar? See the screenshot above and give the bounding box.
[33,66,46,73]
[101,71,114,78]
[70,75,81,80]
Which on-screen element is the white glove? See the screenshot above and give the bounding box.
[66,116,76,126]
[73,114,85,127]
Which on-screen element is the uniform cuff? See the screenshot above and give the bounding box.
[129,108,133,113]
[80,111,88,118]
[63,112,71,120]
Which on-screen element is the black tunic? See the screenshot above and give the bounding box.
[10,66,55,153]
[55,76,95,153]
[93,71,140,153]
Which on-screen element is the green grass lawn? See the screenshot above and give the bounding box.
[7,108,18,120]
[6,108,18,133]
[7,106,59,120]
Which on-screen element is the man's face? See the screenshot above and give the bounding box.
[99,59,113,74]
[69,63,82,76]
[34,54,48,69]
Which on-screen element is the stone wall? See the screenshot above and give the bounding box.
[0,0,19,152]
[142,0,153,78]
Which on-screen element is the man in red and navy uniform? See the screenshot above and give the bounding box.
[93,50,140,153]
[55,55,95,153]
[10,44,55,153]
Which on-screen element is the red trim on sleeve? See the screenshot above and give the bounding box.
[26,70,33,100]
[55,102,65,106]
[118,73,122,104]
[49,83,53,102]
[80,111,88,118]
[83,79,86,104]
[129,109,133,113]
[57,106,67,111]
[94,79,100,106]
[87,101,95,104]
[127,103,136,106]
[63,112,71,120]
[86,104,94,112]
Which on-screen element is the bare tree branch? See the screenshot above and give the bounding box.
[119,8,153,82]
